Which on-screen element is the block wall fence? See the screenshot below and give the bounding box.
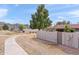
[37,31,79,48]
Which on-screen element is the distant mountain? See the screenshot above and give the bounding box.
[0,22,5,26]
[0,22,30,30]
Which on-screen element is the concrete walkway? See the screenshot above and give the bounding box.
[5,36,28,55]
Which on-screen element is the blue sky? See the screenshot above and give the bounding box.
[0,4,79,25]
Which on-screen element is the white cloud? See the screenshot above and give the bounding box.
[57,16,66,21]
[68,10,79,18]
[58,16,64,20]
[15,4,19,7]
[0,9,8,18]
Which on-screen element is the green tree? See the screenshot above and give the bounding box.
[30,4,52,30]
[19,24,26,31]
[3,24,9,30]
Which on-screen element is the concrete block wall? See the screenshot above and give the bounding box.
[62,32,74,48]
[37,31,57,43]
[37,31,79,48]
[61,32,79,48]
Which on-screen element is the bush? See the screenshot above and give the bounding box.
[64,24,75,32]
[3,24,9,30]
[69,28,75,32]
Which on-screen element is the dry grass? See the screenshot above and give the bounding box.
[0,30,19,35]
[0,36,10,55]
[16,33,67,55]
[5,32,19,35]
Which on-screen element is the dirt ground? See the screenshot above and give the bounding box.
[0,36,10,54]
[0,31,20,55]
[16,33,68,55]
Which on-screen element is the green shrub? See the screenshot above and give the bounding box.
[69,28,75,32]
[3,24,9,30]
[64,24,75,32]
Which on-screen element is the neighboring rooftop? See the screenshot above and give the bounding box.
[54,24,79,29]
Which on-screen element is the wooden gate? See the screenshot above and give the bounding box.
[57,32,62,44]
